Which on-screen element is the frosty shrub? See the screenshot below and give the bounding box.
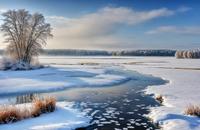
[0,56,43,70]
[175,50,200,59]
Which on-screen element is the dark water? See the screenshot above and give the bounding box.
[0,70,166,130]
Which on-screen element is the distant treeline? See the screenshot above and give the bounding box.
[41,49,176,56]
[41,49,111,56]
[1,49,199,58]
[0,49,176,56]
[112,50,176,56]
[175,50,200,59]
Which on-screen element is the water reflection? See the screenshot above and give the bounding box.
[16,94,38,104]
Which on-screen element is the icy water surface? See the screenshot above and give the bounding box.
[0,70,166,130]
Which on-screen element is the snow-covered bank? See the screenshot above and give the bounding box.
[123,57,200,130]
[0,66,129,96]
[0,102,90,130]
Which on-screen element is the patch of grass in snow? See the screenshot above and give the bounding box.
[155,95,164,104]
[0,97,56,124]
[185,105,200,117]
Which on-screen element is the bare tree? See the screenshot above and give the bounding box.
[1,9,52,64]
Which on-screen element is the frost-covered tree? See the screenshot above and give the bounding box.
[175,50,200,59]
[175,51,182,58]
[0,9,52,66]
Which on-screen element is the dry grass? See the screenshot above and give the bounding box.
[0,97,56,124]
[185,105,200,117]
[0,106,21,124]
[32,97,56,117]
[155,95,164,104]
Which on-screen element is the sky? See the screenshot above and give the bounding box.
[0,0,200,50]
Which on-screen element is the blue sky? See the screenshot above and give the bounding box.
[0,0,200,50]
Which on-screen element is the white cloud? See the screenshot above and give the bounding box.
[0,9,6,48]
[47,6,187,49]
[146,26,200,35]
[47,7,176,38]
[0,8,7,14]
[0,6,192,49]
[176,6,192,13]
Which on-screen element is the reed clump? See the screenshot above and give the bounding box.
[0,97,56,124]
[185,105,200,117]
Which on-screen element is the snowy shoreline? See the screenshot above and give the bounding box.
[122,57,200,130]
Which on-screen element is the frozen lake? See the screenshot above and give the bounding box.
[0,56,167,130]
[1,56,199,130]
